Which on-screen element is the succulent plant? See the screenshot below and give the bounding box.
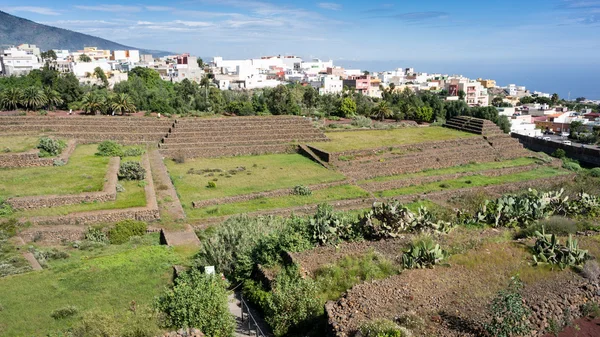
[402,239,447,269]
[532,226,589,269]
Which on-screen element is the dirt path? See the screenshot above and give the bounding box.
[149,149,186,223]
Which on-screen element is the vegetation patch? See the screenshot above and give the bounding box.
[37,137,66,157]
[0,135,41,153]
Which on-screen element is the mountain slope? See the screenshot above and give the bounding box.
[0,11,172,56]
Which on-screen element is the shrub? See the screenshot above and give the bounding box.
[116,183,125,193]
[552,148,566,159]
[118,161,146,181]
[358,319,412,337]
[206,181,217,188]
[37,137,66,157]
[581,260,600,282]
[173,152,186,164]
[292,185,312,196]
[122,147,146,157]
[401,238,447,269]
[351,116,373,128]
[581,302,600,318]
[85,227,109,244]
[310,203,361,245]
[0,198,14,217]
[108,219,147,244]
[242,280,272,312]
[590,167,600,177]
[563,161,581,172]
[532,228,589,269]
[532,216,579,236]
[53,159,66,166]
[485,276,531,337]
[155,270,235,336]
[50,305,78,320]
[96,141,124,157]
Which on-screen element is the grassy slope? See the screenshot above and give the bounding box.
[186,184,369,220]
[360,157,540,184]
[0,238,184,336]
[0,135,41,153]
[0,145,109,198]
[167,153,346,204]
[377,166,568,198]
[311,127,476,153]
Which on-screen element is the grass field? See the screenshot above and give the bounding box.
[360,157,540,184]
[167,153,346,205]
[0,236,184,336]
[311,127,476,153]
[186,184,369,219]
[0,135,42,153]
[376,166,568,198]
[0,145,109,198]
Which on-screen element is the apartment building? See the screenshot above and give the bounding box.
[0,47,42,76]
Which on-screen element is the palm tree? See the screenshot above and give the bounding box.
[0,88,23,111]
[22,87,47,111]
[81,92,104,115]
[78,54,92,62]
[200,75,212,101]
[111,93,136,115]
[371,101,393,121]
[43,88,63,111]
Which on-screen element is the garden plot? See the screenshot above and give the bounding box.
[0,135,42,153]
[310,127,475,153]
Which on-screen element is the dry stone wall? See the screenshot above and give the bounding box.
[7,157,120,210]
[0,139,76,168]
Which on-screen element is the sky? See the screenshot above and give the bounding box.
[1,0,600,98]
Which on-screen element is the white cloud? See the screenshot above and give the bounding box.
[173,20,214,27]
[3,6,61,16]
[318,2,342,11]
[74,5,141,13]
[145,6,174,12]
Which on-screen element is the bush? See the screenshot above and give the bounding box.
[359,319,412,337]
[590,167,600,177]
[310,203,361,245]
[155,270,235,336]
[552,148,566,159]
[122,147,146,157]
[37,137,66,157]
[532,228,589,269]
[581,302,600,318]
[118,161,146,181]
[0,198,14,217]
[96,141,124,157]
[485,276,531,337]
[173,152,186,164]
[351,116,373,128]
[292,185,312,196]
[116,183,125,193]
[108,219,147,244]
[206,181,217,188]
[50,305,78,320]
[401,238,447,269]
[85,227,109,244]
[563,161,581,172]
[53,159,66,166]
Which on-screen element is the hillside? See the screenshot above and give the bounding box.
[0,11,171,56]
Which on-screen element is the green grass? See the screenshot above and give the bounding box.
[0,240,183,336]
[311,127,476,153]
[376,167,569,198]
[166,153,346,204]
[0,135,42,153]
[313,251,398,302]
[360,157,540,184]
[0,145,110,198]
[186,184,369,220]
[7,180,146,218]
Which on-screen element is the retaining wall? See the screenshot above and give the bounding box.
[7,157,120,210]
[512,133,600,166]
[160,144,299,159]
[0,139,77,168]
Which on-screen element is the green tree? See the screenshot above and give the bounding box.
[129,67,162,87]
[458,90,466,100]
[93,67,109,88]
[492,96,504,107]
[199,75,212,101]
[43,87,63,111]
[302,86,319,115]
[338,97,357,118]
[81,92,105,115]
[415,106,434,123]
[197,57,205,68]
[551,93,560,106]
[155,270,235,337]
[78,54,92,62]
[570,120,584,139]
[520,96,535,105]
[266,85,300,115]
[371,101,392,121]
[54,72,84,108]
[0,87,23,111]
[497,115,511,133]
[111,93,136,115]
[21,86,47,111]
[40,50,57,61]
[444,100,470,120]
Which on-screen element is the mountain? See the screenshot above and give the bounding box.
[0,11,172,56]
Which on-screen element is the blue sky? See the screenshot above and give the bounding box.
[1,0,600,97]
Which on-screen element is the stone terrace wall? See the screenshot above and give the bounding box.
[0,139,76,168]
[22,153,160,226]
[513,133,600,167]
[7,157,120,210]
[160,144,299,159]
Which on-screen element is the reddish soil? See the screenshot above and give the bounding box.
[541,318,600,337]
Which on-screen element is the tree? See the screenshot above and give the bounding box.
[0,88,23,111]
[497,115,511,133]
[415,106,434,123]
[371,101,392,121]
[458,90,466,100]
[21,86,47,111]
[444,100,470,120]
[338,97,357,118]
[197,57,205,68]
[81,92,105,115]
[302,86,318,115]
[111,93,137,115]
[492,96,504,107]
[520,96,534,105]
[199,75,213,101]
[575,97,586,103]
[78,54,92,62]
[43,87,63,111]
[40,50,57,62]
[551,93,559,106]
[570,120,585,139]
[265,85,300,115]
[155,270,235,337]
[93,67,109,88]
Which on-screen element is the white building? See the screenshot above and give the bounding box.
[319,75,343,95]
[0,47,42,76]
[72,60,111,78]
[507,84,517,96]
[112,50,140,63]
[17,44,41,58]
